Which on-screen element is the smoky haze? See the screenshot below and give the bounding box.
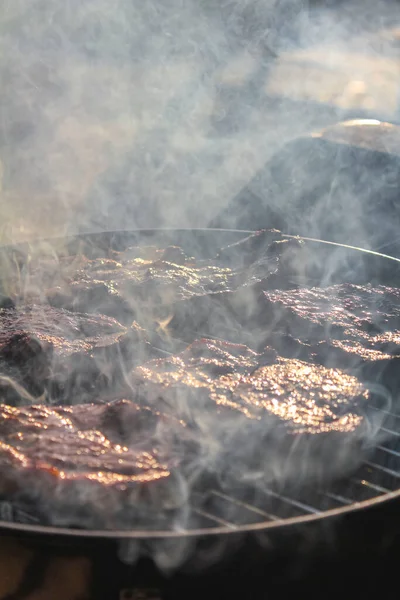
[0,0,400,573]
[0,228,396,573]
[0,0,399,242]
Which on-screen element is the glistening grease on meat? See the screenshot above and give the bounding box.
[254,284,400,393]
[0,400,191,529]
[131,339,377,488]
[0,305,151,404]
[38,235,287,327]
[168,282,400,392]
[0,231,396,529]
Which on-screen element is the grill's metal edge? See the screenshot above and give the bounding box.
[0,227,399,539]
[0,484,399,539]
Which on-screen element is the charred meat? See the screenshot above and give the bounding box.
[18,233,295,327]
[131,339,376,487]
[168,282,400,386]
[0,305,151,403]
[0,400,190,528]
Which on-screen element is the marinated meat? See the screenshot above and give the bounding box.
[0,305,151,404]
[0,232,396,523]
[46,253,241,327]
[259,283,400,354]
[0,400,190,528]
[168,282,400,390]
[239,284,400,393]
[21,234,294,327]
[131,339,377,487]
[132,339,368,434]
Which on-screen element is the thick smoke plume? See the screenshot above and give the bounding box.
[1,0,399,242]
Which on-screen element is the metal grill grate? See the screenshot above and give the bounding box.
[184,426,400,531]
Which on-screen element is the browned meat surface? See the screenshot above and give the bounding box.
[235,284,400,394]
[168,282,400,387]
[0,400,190,528]
[13,234,293,328]
[0,305,151,404]
[133,338,368,433]
[131,339,375,487]
[0,232,395,524]
[260,284,400,351]
[40,249,243,328]
[47,255,240,325]
[254,284,400,396]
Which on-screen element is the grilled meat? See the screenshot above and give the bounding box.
[131,339,376,487]
[0,305,150,404]
[249,284,400,395]
[256,284,400,397]
[0,400,190,528]
[46,252,241,326]
[259,283,400,355]
[0,232,396,522]
[168,282,400,391]
[16,233,296,329]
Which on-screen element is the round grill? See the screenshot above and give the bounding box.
[0,228,399,541]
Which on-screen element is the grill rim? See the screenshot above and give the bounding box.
[0,226,399,540]
[1,487,400,540]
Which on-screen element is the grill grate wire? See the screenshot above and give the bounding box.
[187,436,400,531]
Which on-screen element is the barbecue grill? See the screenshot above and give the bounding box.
[1,227,400,599]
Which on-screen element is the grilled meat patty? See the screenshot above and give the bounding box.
[0,305,150,404]
[131,339,377,487]
[0,400,190,528]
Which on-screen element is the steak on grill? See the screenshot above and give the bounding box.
[19,233,296,329]
[0,304,151,404]
[168,282,400,393]
[131,339,378,489]
[0,400,191,529]
[258,283,400,355]
[248,284,400,395]
[47,252,241,327]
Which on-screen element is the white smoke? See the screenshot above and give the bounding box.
[0,0,399,573]
[0,0,398,243]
